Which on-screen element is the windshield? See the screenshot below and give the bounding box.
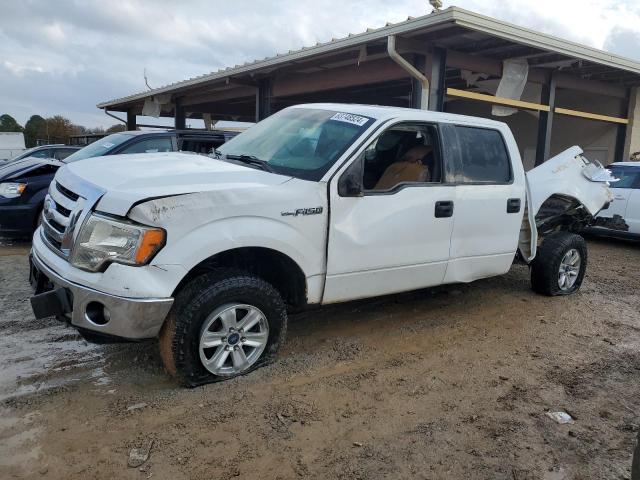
[216,108,374,181]
[64,133,133,163]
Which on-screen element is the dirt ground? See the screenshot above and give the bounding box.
[1,236,639,480]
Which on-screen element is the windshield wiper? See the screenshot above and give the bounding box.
[225,154,274,173]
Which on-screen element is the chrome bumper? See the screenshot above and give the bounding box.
[30,250,174,340]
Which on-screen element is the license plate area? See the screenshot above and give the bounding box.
[29,256,73,320]
[30,288,73,320]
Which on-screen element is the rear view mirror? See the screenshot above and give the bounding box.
[338,156,364,197]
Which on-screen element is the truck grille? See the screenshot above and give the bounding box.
[41,181,86,258]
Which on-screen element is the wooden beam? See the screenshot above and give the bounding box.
[181,86,257,106]
[555,107,629,124]
[272,57,407,97]
[446,88,550,111]
[555,72,627,99]
[445,49,628,99]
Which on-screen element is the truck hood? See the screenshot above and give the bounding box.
[64,152,293,216]
[0,157,62,180]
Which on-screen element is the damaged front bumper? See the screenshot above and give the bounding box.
[29,249,174,340]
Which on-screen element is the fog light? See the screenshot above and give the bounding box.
[85,301,110,326]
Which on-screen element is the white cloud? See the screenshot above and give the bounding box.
[0,0,638,128]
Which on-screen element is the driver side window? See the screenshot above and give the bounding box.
[362,124,442,192]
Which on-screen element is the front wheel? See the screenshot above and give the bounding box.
[530,232,587,296]
[159,269,287,387]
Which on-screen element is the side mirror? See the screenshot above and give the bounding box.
[338,156,364,197]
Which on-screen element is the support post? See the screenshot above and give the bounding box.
[410,54,426,109]
[623,86,640,161]
[174,97,186,130]
[535,72,557,166]
[126,109,137,131]
[256,78,273,121]
[428,48,447,112]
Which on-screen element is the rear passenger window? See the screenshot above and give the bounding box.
[55,149,75,160]
[455,127,512,183]
[122,137,173,154]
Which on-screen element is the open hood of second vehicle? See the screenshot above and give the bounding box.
[0,157,62,180]
[63,152,292,216]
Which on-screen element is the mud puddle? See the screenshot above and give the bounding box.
[0,237,639,479]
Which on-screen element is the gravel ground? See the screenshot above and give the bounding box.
[0,236,639,479]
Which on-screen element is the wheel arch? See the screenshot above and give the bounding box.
[534,193,594,238]
[172,246,308,308]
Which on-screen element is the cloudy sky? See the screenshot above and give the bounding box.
[1,0,639,128]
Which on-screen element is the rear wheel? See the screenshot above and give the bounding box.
[159,269,287,387]
[530,232,587,296]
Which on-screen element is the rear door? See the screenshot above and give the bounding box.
[441,124,525,283]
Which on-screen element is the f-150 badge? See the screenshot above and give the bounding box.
[281,207,323,217]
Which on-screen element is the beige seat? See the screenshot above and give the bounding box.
[374,145,431,190]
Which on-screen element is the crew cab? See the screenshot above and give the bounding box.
[0,129,237,237]
[29,104,615,386]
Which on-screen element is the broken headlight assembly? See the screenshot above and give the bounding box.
[70,213,165,272]
[0,182,27,198]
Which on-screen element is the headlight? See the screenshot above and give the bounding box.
[0,182,26,198]
[70,213,165,272]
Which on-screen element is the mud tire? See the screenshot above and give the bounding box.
[530,232,587,296]
[159,269,287,387]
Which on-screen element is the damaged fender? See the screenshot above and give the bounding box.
[520,146,615,262]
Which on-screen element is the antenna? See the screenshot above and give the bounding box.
[143,68,152,91]
[429,0,443,12]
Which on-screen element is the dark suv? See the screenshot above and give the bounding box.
[0,129,239,237]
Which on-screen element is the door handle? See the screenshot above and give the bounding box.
[507,198,521,213]
[435,200,454,218]
[614,195,626,201]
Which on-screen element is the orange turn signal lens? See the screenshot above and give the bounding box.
[135,229,166,264]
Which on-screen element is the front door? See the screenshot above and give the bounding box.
[599,165,640,234]
[323,122,455,303]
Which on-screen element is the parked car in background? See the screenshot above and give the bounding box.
[7,144,80,163]
[590,162,640,239]
[0,129,238,237]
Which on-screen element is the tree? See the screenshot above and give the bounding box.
[45,115,75,144]
[106,124,126,133]
[0,114,23,132]
[23,115,46,147]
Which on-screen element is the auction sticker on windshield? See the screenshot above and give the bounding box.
[330,112,369,127]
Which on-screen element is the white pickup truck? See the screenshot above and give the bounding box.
[29,104,615,386]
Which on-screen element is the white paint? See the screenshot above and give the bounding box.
[595,162,640,235]
[35,104,613,335]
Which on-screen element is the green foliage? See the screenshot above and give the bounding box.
[106,124,126,133]
[23,115,46,148]
[0,114,23,132]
